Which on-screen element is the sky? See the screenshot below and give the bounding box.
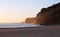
[0,0,60,23]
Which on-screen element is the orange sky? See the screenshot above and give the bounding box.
[0,17,25,23]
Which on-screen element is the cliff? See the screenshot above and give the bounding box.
[25,18,36,24]
[36,3,60,25]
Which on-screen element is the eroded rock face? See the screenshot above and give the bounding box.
[36,3,60,25]
[25,18,36,24]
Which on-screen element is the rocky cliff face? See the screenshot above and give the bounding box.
[36,3,60,25]
[25,18,36,24]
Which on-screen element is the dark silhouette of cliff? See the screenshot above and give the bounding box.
[36,3,60,25]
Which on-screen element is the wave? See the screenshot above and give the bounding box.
[0,23,39,28]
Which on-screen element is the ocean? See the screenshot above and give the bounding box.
[0,23,39,28]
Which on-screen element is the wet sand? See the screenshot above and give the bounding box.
[0,27,60,37]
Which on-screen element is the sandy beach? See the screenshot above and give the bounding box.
[0,27,60,37]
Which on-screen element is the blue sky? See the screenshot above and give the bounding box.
[0,0,60,23]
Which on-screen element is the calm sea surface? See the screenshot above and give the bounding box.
[0,23,39,28]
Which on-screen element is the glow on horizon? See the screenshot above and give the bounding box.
[0,0,60,23]
[0,17,25,23]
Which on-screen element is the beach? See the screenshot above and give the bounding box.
[0,26,60,37]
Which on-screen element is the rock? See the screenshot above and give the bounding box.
[25,17,36,24]
[36,3,60,25]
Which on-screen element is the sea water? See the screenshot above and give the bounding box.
[0,23,39,28]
